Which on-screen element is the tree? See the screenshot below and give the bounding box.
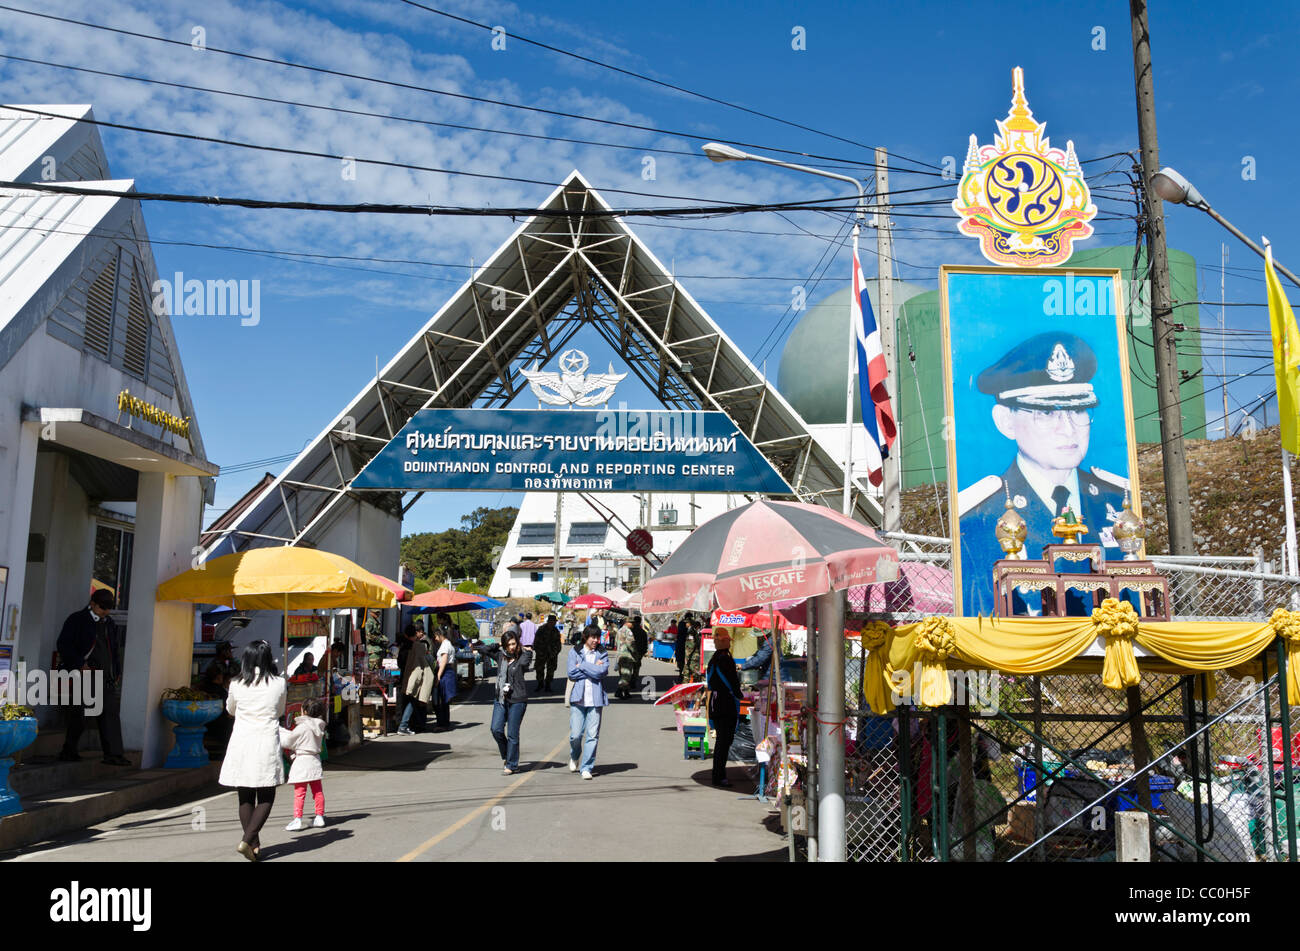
[399,506,518,585]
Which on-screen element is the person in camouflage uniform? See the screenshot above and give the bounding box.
[532,613,562,693]
[364,610,389,671]
[680,616,701,684]
[614,619,637,699]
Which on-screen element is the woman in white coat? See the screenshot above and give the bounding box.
[219,640,286,861]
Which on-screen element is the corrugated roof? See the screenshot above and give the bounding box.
[0,183,130,338]
[0,105,93,180]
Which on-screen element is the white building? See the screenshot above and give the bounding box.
[0,106,216,766]
[488,491,746,599]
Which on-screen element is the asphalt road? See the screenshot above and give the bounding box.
[5,651,788,863]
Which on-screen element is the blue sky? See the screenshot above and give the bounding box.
[3,0,1296,533]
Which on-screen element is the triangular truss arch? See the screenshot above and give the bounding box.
[205,172,878,557]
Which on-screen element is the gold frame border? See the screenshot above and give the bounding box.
[940,264,1142,614]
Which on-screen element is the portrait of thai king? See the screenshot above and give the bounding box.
[941,267,1141,615]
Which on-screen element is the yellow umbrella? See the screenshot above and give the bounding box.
[157,547,397,668]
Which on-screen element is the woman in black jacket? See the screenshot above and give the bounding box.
[473,632,534,774]
[705,629,745,787]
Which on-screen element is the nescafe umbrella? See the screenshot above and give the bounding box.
[640,499,899,614]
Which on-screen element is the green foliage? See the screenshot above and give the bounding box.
[455,579,484,594]
[401,506,518,586]
[161,686,214,702]
[1,703,35,720]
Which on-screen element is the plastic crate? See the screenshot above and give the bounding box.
[1115,775,1175,811]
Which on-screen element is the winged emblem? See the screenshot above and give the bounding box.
[520,349,627,406]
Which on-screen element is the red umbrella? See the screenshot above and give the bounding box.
[569,594,615,610]
[653,682,706,707]
[369,572,413,603]
[640,500,899,614]
[408,588,494,611]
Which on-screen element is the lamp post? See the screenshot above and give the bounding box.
[704,142,864,863]
[1152,167,1300,289]
[702,143,867,518]
[1154,165,1300,581]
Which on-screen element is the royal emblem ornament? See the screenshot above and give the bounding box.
[951,67,1097,267]
[520,349,627,406]
[1046,343,1075,382]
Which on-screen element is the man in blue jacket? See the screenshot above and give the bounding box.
[567,626,609,781]
[56,589,129,765]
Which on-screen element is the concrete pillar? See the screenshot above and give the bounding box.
[815,590,846,861]
[120,472,202,767]
[1,422,39,653]
[1116,811,1151,861]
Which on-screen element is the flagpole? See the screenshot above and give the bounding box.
[1285,449,1299,578]
[843,225,861,516]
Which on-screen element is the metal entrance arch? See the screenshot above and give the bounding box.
[202,171,878,558]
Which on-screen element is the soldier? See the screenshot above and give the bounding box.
[614,618,637,699]
[363,610,389,671]
[681,615,701,684]
[533,613,562,693]
[957,332,1129,614]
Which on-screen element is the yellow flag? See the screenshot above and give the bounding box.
[1265,245,1300,454]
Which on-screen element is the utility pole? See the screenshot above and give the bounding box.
[553,492,562,591]
[875,148,901,532]
[1130,0,1196,557]
[1221,244,1230,434]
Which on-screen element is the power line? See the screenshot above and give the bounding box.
[0,52,884,175]
[0,4,900,171]
[398,0,890,160]
[1,175,875,219]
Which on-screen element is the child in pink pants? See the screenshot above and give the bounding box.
[279,696,327,831]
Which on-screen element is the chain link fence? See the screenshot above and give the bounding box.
[835,536,1300,862]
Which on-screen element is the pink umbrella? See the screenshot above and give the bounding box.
[653,682,706,707]
[639,500,899,614]
[568,593,615,610]
[777,562,954,623]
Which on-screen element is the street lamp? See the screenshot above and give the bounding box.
[1153,166,1300,289]
[703,140,869,865]
[701,143,867,519]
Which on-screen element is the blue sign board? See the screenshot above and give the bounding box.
[351,408,791,494]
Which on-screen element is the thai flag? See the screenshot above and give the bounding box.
[852,233,897,487]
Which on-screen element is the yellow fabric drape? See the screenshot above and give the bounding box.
[912,616,957,707]
[859,621,895,715]
[1093,598,1141,690]
[866,613,1286,707]
[1270,610,1300,705]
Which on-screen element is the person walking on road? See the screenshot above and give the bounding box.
[281,696,327,830]
[431,625,457,731]
[614,617,637,700]
[568,626,609,780]
[398,626,433,735]
[705,629,744,788]
[533,613,561,693]
[474,632,535,774]
[56,588,129,766]
[219,640,286,861]
[630,614,648,685]
[518,612,537,649]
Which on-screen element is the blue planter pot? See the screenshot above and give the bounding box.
[161,699,224,768]
[0,717,38,817]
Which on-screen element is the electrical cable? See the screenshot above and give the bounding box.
[0,4,906,171]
